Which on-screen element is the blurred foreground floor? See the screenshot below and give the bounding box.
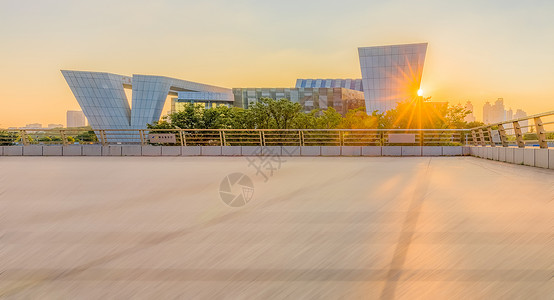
[0,156,552,299]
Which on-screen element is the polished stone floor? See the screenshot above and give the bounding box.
[0,157,552,299]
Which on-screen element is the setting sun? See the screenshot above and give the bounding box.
[417,89,423,96]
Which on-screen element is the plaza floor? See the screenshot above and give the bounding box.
[0,156,552,299]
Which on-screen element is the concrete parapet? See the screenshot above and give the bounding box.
[321,146,340,156]
[422,146,442,156]
[201,146,221,156]
[401,146,421,156]
[243,146,263,156]
[505,148,515,163]
[23,145,43,156]
[4,146,22,156]
[122,145,142,156]
[382,146,401,156]
[43,146,63,156]
[222,146,241,156]
[282,146,300,156]
[63,145,82,156]
[548,149,554,170]
[523,149,534,166]
[161,146,181,156]
[534,149,549,169]
[341,146,361,156]
[261,146,280,156]
[142,146,162,156]
[82,145,102,156]
[181,146,201,156]
[301,146,320,156]
[102,145,122,156]
[513,148,524,165]
[498,147,506,162]
[362,146,381,156]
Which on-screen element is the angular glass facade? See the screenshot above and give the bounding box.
[359,43,428,113]
[295,79,363,92]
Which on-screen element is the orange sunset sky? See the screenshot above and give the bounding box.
[1,0,553,127]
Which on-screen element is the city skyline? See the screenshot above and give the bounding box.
[1,0,553,127]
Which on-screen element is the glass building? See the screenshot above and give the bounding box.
[232,87,365,115]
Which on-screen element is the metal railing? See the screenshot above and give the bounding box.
[2,110,551,148]
[0,128,468,147]
[469,110,554,148]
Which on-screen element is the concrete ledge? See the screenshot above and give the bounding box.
[341,146,361,156]
[261,146,280,156]
[201,146,221,156]
[401,146,421,156]
[492,148,499,161]
[382,146,401,156]
[301,146,320,156]
[462,147,470,156]
[422,146,442,156]
[486,147,493,160]
[82,145,102,156]
[534,149,549,169]
[282,146,300,156]
[523,149,535,166]
[514,148,524,165]
[142,146,162,156]
[362,146,381,156]
[102,145,121,156]
[478,147,485,158]
[161,146,181,156]
[122,145,142,156]
[63,145,82,156]
[549,149,554,170]
[505,148,515,163]
[182,146,201,156]
[321,146,340,156]
[498,147,506,162]
[23,145,43,156]
[43,146,63,156]
[4,146,22,156]
[0,146,3,156]
[243,146,263,156]
[222,146,241,156]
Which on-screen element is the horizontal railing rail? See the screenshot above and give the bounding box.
[468,110,554,148]
[0,128,470,147]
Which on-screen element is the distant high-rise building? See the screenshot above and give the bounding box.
[464,101,476,123]
[506,108,513,121]
[66,110,87,128]
[513,109,529,133]
[483,102,492,124]
[47,124,63,129]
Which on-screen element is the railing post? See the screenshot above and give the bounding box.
[478,129,486,146]
[99,130,107,146]
[20,130,28,145]
[179,130,185,146]
[219,130,224,146]
[139,130,145,146]
[471,130,478,146]
[486,127,495,147]
[513,121,525,148]
[300,130,304,146]
[339,130,343,146]
[419,130,424,146]
[534,117,547,148]
[260,131,264,146]
[60,130,67,146]
[497,124,508,147]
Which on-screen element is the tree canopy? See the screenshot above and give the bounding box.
[148,97,479,130]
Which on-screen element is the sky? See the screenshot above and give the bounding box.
[0,0,553,127]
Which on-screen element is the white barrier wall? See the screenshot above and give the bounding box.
[469,146,554,170]
[2,145,469,157]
